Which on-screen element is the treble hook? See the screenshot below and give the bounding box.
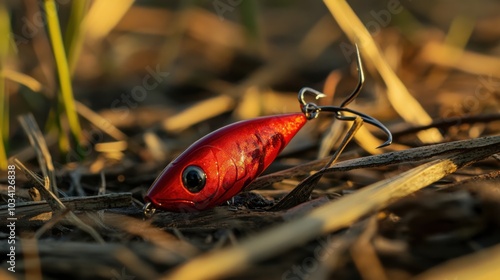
[297,87,326,119]
[297,44,392,148]
[339,44,365,108]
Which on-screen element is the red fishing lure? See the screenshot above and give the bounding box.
[145,113,307,213]
[143,47,392,215]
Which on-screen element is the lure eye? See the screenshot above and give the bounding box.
[182,165,206,193]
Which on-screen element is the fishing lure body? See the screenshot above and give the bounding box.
[145,113,307,212]
[143,45,392,215]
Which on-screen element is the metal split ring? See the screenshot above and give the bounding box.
[143,202,156,219]
[303,103,321,120]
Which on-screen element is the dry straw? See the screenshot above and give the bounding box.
[323,0,443,144]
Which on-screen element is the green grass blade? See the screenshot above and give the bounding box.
[239,0,260,52]
[44,0,83,149]
[0,81,7,170]
[64,0,89,75]
[0,4,10,170]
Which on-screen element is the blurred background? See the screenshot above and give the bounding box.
[1,0,499,173]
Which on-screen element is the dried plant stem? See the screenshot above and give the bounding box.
[391,113,500,139]
[14,159,105,243]
[248,135,500,190]
[18,114,58,195]
[322,0,443,144]
[75,101,127,140]
[0,192,132,220]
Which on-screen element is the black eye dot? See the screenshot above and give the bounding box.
[182,166,206,193]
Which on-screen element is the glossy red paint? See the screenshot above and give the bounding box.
[145,113,307,212]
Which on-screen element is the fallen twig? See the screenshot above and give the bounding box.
[0,192,132,220]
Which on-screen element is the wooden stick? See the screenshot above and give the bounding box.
[0,192,132,220]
